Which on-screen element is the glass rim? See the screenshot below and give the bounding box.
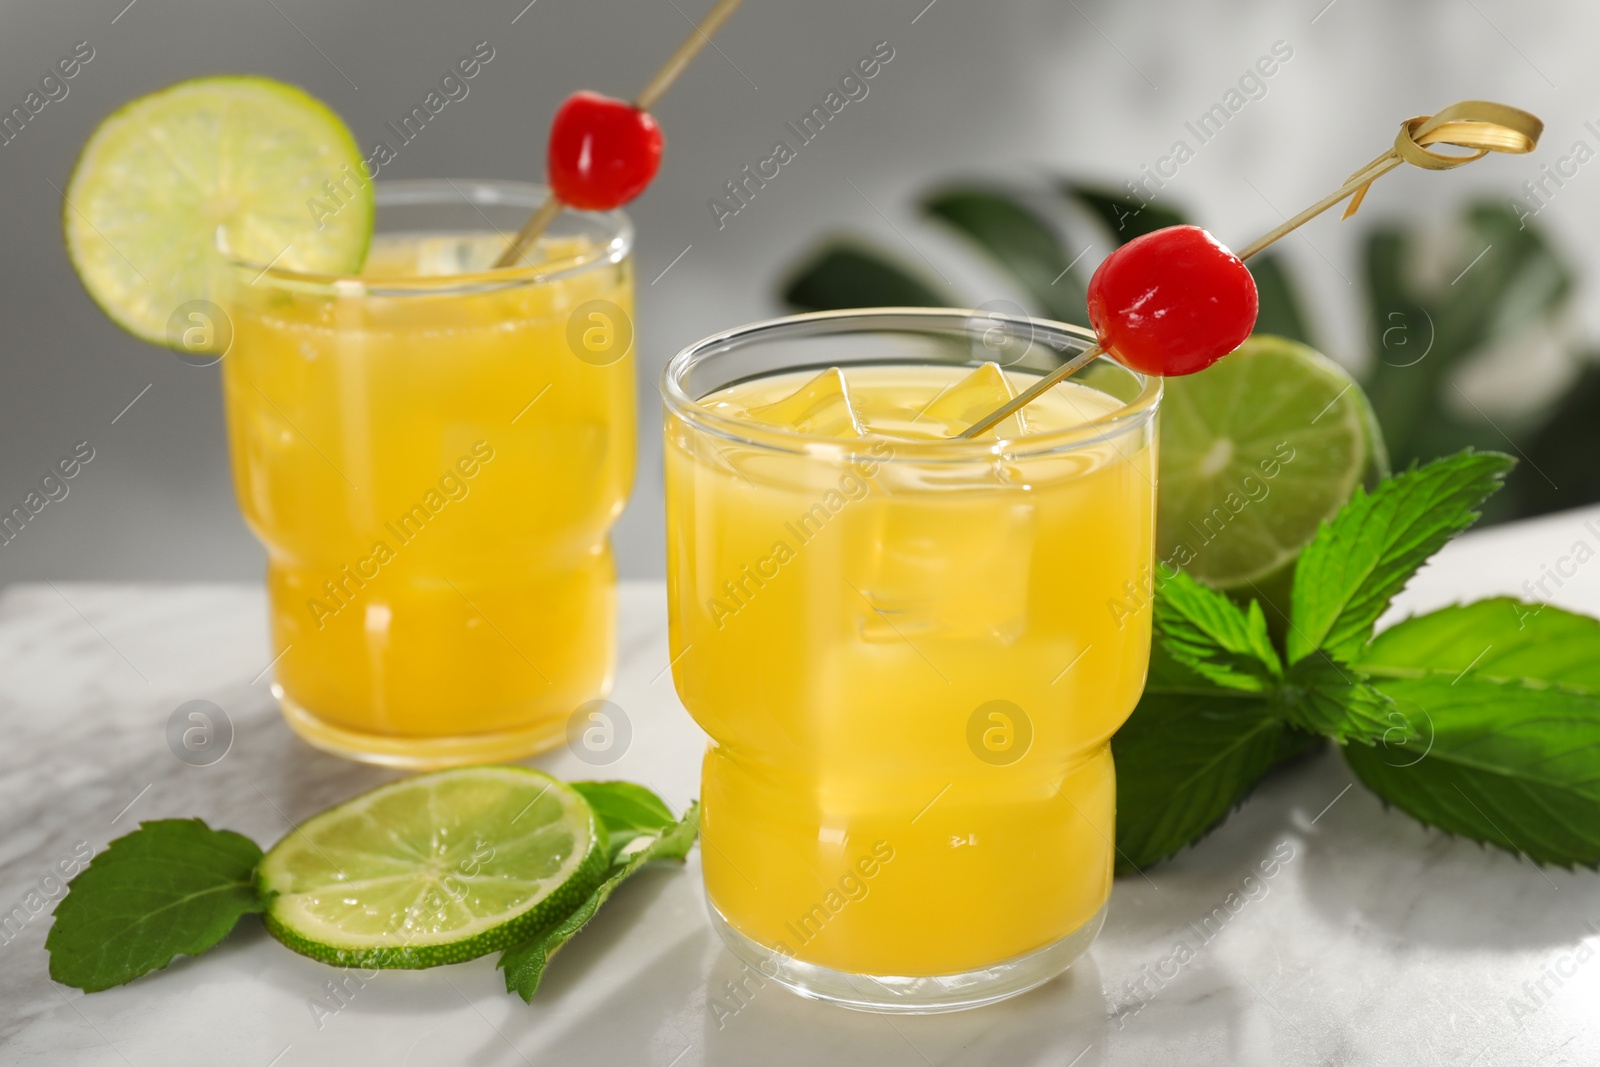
[660,307,1163,461]
[217,179,633,297]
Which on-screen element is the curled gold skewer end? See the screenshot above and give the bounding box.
[1339,99,1543,221]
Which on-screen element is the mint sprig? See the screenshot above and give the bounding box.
[1112,569,1386,871]
[45,818,266,992]
[500,785,698,1001]
[47,780,697,998]
[1114,449,1546,869]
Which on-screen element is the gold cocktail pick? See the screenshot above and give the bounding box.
[956,100,1543,440]
[494,0,744,269]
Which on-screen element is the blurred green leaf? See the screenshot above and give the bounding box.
[1247,252,1314,347]
[781,243,947,312]
[1360,228,1448,464]
[921,187,1087,324]
[1063,182,1186,243]
[1362,202,1573,475]
[1436,203,1572,356]
[1518,358,1600,515]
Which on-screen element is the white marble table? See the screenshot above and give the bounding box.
[6,508,1600,1067]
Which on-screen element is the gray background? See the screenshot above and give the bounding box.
[0,0,1590,582]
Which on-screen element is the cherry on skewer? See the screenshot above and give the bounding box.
[494,0,743,268]
[1085,225,1258,378]
[956,100,1543,439]
[547,91,665,211]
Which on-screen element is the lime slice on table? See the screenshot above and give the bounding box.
[259,767,607,969]
[63,75,371,347]
[1158,335,1387,618]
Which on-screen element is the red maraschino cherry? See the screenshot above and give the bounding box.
[1085,225,1259,377]
[548,91,664,211]
[495,0,740,267]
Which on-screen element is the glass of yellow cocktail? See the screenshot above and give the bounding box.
[662,308,1159,1012]
[220,180,635,767]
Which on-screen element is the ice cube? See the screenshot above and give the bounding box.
[919,362,1031,439]
[855,496,1035,645]
[746,367,865,438]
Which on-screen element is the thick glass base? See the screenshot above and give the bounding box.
[706,896,1106,1014]
[277,689,568,769]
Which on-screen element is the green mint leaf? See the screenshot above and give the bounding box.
[46,819,265,992]
[1155,569,1282,691]
[500,800,698,1001]
[572,781,679,864]
[1273,724,1326,767]
[1143,638,1215,692]
[1345,600,1600,867]
[1113,689,1284,872]
[1359,597,1600,693]
[1346,677,1600,867]
[1273,655,1396,744]
[1288,450,1514,664]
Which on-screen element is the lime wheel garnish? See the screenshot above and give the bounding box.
[63,75,371,348]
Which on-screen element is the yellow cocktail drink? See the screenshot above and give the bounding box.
[221,182,635,766]
[662,309,1159,1011]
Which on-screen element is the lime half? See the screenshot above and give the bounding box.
[259,767,605,969]
[1158,335,1387,601]
[63,75,372,346]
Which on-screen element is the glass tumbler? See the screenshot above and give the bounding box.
[661,308,1160,1012]
[220,180,635,767]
